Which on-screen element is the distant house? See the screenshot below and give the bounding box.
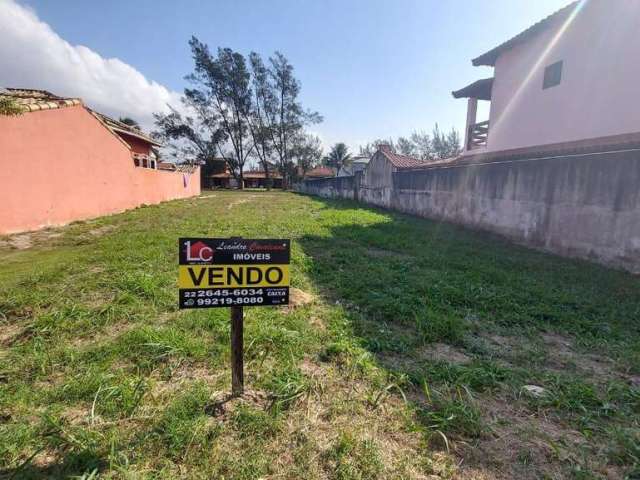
[243,163,283,189]
[201,158,239,189]
[304,166,336,179]
[337,155,370,177]
[202,159,286,189]
[360,144,425,206]
[453,0,640,159]
[0,88,200,234]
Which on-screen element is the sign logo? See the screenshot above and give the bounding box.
[185,240,214,262]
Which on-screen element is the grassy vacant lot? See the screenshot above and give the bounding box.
[0,191,639,480]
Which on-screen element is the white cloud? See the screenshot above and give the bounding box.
[0,0,182,130]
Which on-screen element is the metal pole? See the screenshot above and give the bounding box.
[230,305,244,396]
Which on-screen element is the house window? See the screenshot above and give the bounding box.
[543,61,563,89]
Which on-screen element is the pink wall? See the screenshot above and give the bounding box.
[0,105,200,234]
[486,0,640,153]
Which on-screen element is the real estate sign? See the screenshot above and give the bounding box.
[178,238,290,309]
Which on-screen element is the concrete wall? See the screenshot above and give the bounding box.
[0,105,201,234]
[298,151,640,273]
[486,0,640,153]
[359,151,394,207]
[300,175,355,200]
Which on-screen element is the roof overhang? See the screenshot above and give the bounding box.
[113,127,163,147]
[452,77,494,101]
[471,1,579,66]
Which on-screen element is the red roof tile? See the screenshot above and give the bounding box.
[1,88,82,112]
[377,145,426,169]
[2,87,161,147]
[305,166,335,178]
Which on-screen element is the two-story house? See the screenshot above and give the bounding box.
[453,0,640,159]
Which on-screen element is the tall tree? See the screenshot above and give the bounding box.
[290,132,323,179]
[397,136,417,157]
[247,52,275,189]
[409,130,433,160]
[154,41,321,189]
[265,52,322,187]
[360,126,459,162]
[396,131,434,160]
[153,105,224,166]
[358,138,396,157]
[431,123,461,160]
[324,143,351,175]
[445,128,462,158]
[186,38,254,188]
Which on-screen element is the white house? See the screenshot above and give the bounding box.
[337,155,371,177]
[453,0,640,156]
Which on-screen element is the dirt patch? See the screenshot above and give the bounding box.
[194,194,218,200]
[482,332,620,380]
[0,322,33,347]
[0,323,25,345]
[227,198,251,210]
[0,229,63,251]
[32,370,66,390]
[205,389,271,421]
[225,193,278,210]
[308,314,326,331]
[69,321,137,349]
[541,332,618,379]
[299,357,325,378]
[378,343,471,372]
[151,362,224,397]
[61,405,90,426]
[31,449,59,469]
[281,288,315,314]
[455,395,592,480]
[419,343,471,364]
[486,334,521,352]
[274,359,446,478]
[7,234,33,250]
[88,225,116,237]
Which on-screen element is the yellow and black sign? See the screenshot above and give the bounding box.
[179,264,290,289]
[178,238,290,309]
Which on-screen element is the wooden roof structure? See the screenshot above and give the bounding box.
[452,77,494,101]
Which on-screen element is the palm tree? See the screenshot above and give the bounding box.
[324,143,352,176]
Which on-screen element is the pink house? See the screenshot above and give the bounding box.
[0,88,200,234]
[453,0,640,158]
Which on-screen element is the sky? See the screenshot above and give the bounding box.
[0,0,569,151]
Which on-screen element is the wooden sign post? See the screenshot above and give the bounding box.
[178,237,290,396]
[230,305,244,395]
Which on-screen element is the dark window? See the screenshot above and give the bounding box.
[543,61,563,89]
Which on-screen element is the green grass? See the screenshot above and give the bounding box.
[1,190,639,479]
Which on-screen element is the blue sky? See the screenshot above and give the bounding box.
[12,0,568,150]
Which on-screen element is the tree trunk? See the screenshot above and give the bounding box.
[263,162,271,191]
